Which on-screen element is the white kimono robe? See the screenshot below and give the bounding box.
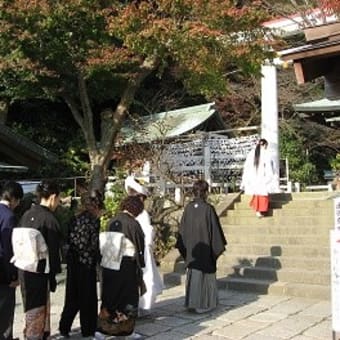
[240,148,280,195]
[136,210,163,310]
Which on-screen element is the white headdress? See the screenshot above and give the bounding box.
[124,175,149,196]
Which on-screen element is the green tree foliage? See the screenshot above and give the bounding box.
[0,0,275,192]
[280,121,318,185]
[100,168,126,231]
[331,153,340,171]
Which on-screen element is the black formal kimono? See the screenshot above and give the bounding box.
[0,203,18,340]
[176,198,227,311]
[17,204,61,340]
[98,212,145,336]
[59,210,100,337]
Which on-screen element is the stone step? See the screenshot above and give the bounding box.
[222,224,332,235]
[159,192,337,299]
[162,255,331,276]
[241,192,337,202]
[218,252,330,271]
[223,265,330,285]
[218,277,331,299]
[161,265,330,293]
[225,244,330,257]
[225,233,330,245]
[226,207,332,217]
[221,215,333,226]
[288,192,337,200]
[234,200,333,210]
[161,253,331,273]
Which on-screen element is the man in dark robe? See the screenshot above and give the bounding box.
[0,181,23,340]
[176,180,227,313]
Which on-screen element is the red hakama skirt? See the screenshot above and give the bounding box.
[249,195,269,213]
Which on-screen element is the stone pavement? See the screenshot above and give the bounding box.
[13,274,333,340]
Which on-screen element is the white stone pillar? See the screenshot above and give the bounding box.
[261,64,280,190]
[174,187,182,204]
[204,144,211,186]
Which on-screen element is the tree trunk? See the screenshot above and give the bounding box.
[89,150,107,193]
[89,159,107,194]
[0,100,8,124]
[88,57,159,194]
[64,58,159,196]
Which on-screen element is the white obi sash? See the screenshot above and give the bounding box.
[11,227,50,273]
[99,231,135,271]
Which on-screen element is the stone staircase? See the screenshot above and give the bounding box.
[161,191,338,299]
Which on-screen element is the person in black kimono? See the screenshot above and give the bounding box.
[17,180,61,340]
[0,181,23,340]
[176,180,227,313]
[97,196,145,337]
[59,190,104,338]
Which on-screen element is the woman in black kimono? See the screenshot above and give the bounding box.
[97,195,145,337]
[176,180,227,313]
[59,190,104,338]
[17,180,61,340]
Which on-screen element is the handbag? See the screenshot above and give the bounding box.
[97,308,135,336]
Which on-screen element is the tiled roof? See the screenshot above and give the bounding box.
[0,124,58,169]
[119,102,225,144]
[294,98,340,112]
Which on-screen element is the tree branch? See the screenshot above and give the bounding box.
[62,93,86,135]
[78,72,96,150]
[101,56,160,167]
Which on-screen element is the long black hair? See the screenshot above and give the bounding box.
[254,139,268,169]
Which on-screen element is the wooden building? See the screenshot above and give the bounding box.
[279,21,340,124]
[117,102,260,192]
[0,123,58,175]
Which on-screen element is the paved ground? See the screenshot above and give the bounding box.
[13,273,333,340]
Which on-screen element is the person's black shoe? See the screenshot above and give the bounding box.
[59,332,70,338]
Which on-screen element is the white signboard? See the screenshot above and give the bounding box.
[331,229,340,334]
[162,134,259,184]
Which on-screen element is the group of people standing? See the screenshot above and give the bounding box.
[0,177,163,340]
[0,137,278,340]
[59,176,164,338]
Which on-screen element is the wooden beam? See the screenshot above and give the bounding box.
[293,57,337,84]
[294,62,306,84]
[283,43,340,61]
[304,22,340,42]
